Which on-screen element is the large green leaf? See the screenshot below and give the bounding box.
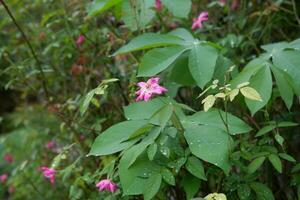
[168,28,194,42]
[119,153,160,195]
[150,104,173,128]
[87,0,122,16]
[138,46,188,77]
[143,174,162,200]
[230,58,266,88]
[245,66,272,115]
[88,120,148,156]
[123,98,167,120]
[247,157,265,174]
[125,127,161,168]
[268,154,282,173]
[169,54,196,86]
[250,182,275,200]
[114,33,183,55]
[184,124,231,174]
[185,156,207,180]
[181,172,201,199]
[161,0,192,18]
[272,49,300,95]
[121,0,155,31]
[186,108,252,135]
[188,43,218,88]
[271,66,294,109]
[213,55,234,85]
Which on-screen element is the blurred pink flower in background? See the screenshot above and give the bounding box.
[45,140,56,150]
[76,34,85,46]
[192,11,209,30]
[96,179,118,193]
[136,77,167,102]
[39,166,56,184]
[0,174,8,183]
[8,185,14,193]
[4,154,13,164]
[155,0,162,11]
[231,0,239,10]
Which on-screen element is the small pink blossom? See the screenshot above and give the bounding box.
[96,179,118,193]
[219,0,226,6]
[0,173,8,183]
[4,154,13,164]
[155,0,162,11]
[45,140,56,150]
[8,185,14,193]
[192,11,209,30]
[39,166,56,184]
[76,34,85,46]
[136,77,167,102]
[230,0,239,10]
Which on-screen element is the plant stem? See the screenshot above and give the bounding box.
[0,0,50,100]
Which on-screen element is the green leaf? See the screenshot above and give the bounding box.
[202,95,216,112]
[121,0,155,31]
[168,28,194,42]
[114,33,183,55]
[273,49,300,95]
[88,120,148,156]
[143,174,162,200]
[138,46,188,77]
[277,121,298,127]
[213,55,234,85]
[181,173,201,200]
[230,58,266,88]
[161,0,192,18]
[126,127,161,168]
[186,156,207,180]
[261,42,289,52]
[87,0,122,16]
[80,89,95,116]
[247,157,265,174]
[268,154,282,173]
[274,133,284,147]
[271,66,294,109]
[161,168,175,186]
[240,87,262,101]
[188,43,218,88]
[124,98,167,120]
[255,125,275,137]
[169,54,196,86]
[147,143,158,160]
[278,153,296,162]
[186,108,252,135]
[245,66,272,115]
[184,124,231,174]
[119,153,160,195]
[150,104,174,128]
[237,184,251,200]
[250,182,275,200]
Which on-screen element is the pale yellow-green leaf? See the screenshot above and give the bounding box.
[237,82,250,89]
[229,88,239,101]
[202,95,216,112]
[240,87,262,101]
[205,193,227,200]
[215,93,226,99]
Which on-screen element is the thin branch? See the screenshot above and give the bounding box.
[0,0,50,100]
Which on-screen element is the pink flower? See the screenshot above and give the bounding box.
[45,140,56,150]
[155,0,162,11]
[76,34,85,46]
[96,179,118,193]
[4,154,13,164]
[230,0,238,10]
[8,185,14,193]
[39,166,56,184]
[219,0,226,6]
[0,173,8,183]
[192,11,209,30]
[136,77,167,102]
